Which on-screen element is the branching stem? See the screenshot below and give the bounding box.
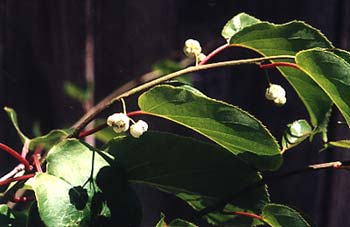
[0,143,32,171]
[187,160,350,222]
[70,55,295,137]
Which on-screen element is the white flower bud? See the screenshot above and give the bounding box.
[274,96,287,106]
[183,39,202,58]
[106,113,130,133]
[198,53,207,62]
[265,84,287,106]
[130,120,148,138]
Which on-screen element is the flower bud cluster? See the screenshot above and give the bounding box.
[265,84,287,106]
[107,113,148,138]
[183,39,206,63]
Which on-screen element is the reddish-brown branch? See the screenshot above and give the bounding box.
[79,123,108,138]
[32,154,43,173]
[199,43,230,65]
[127,110,147,117]
[0,143,32,171]
[233,211,263,221]
[259,62,300,70]
[0,174,35,187]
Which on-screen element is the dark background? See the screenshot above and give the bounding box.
[1,1,350,226]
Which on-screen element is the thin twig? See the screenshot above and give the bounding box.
[186,160,349,222]
[69,55,295,137]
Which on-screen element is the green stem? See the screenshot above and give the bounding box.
[69,55,295,137]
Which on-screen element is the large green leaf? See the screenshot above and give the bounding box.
[262,204,311,227]
[226,13,333,135]
[296,48,350,126]
[43,139,142,226]
[139,84,281,170]
[105,131,268,226]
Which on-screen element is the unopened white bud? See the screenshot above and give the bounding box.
[198,53,207,62]
[107,113,130,133]
[130,120,148,138]
[274,96,287,106]
[265,84,287,106]
[183,39,202,58]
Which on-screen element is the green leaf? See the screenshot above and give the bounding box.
[105,131,269,226]
[0,204,15,226]
[322,140,350,151]
[282,120,312,151]
[168,219,199,227]
[29,129,70,150]
[46,139,109,186]
[32,173,91,227]
[221,12,261,40]
[155,214,167,227]
[296,48,350,127]
[139,84,282,170]
[227,14,333,135]
[64,82,92,103]
[155,215,199,227]
[44,139,142,226]
[262,204,312,227]
[4,107,29,142]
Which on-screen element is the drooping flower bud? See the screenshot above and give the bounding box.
[265,84,287,106]
[106,113,130,133]
[183,39,202,58]
[130,120,148,138]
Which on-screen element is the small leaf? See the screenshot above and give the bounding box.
[262,204,312,227]
[64,81,92,103]
[221,12,261,40]
[227,13,333,136]
[29,129,70,150]
[4,107,29,142]
[282,120,312,151]
[296,48,350,127]
[105,131,269,226]
[324,140,350,150]
[155,214,167,227]
[139,84,282,170]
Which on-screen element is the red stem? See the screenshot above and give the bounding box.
[259,62,299,70]
[127,110,147,117]
[32,154,43,173]
[79,123,108,138]
[0,174,35,187]
[0,143,32,171]
[199,43,230,65]
[233,211,263,221]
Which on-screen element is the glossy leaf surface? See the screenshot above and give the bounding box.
[262,204,311,227]
[296,48,350,126]
[226,13,333,135]
[139,84,281,170]
[105,131,268,226]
